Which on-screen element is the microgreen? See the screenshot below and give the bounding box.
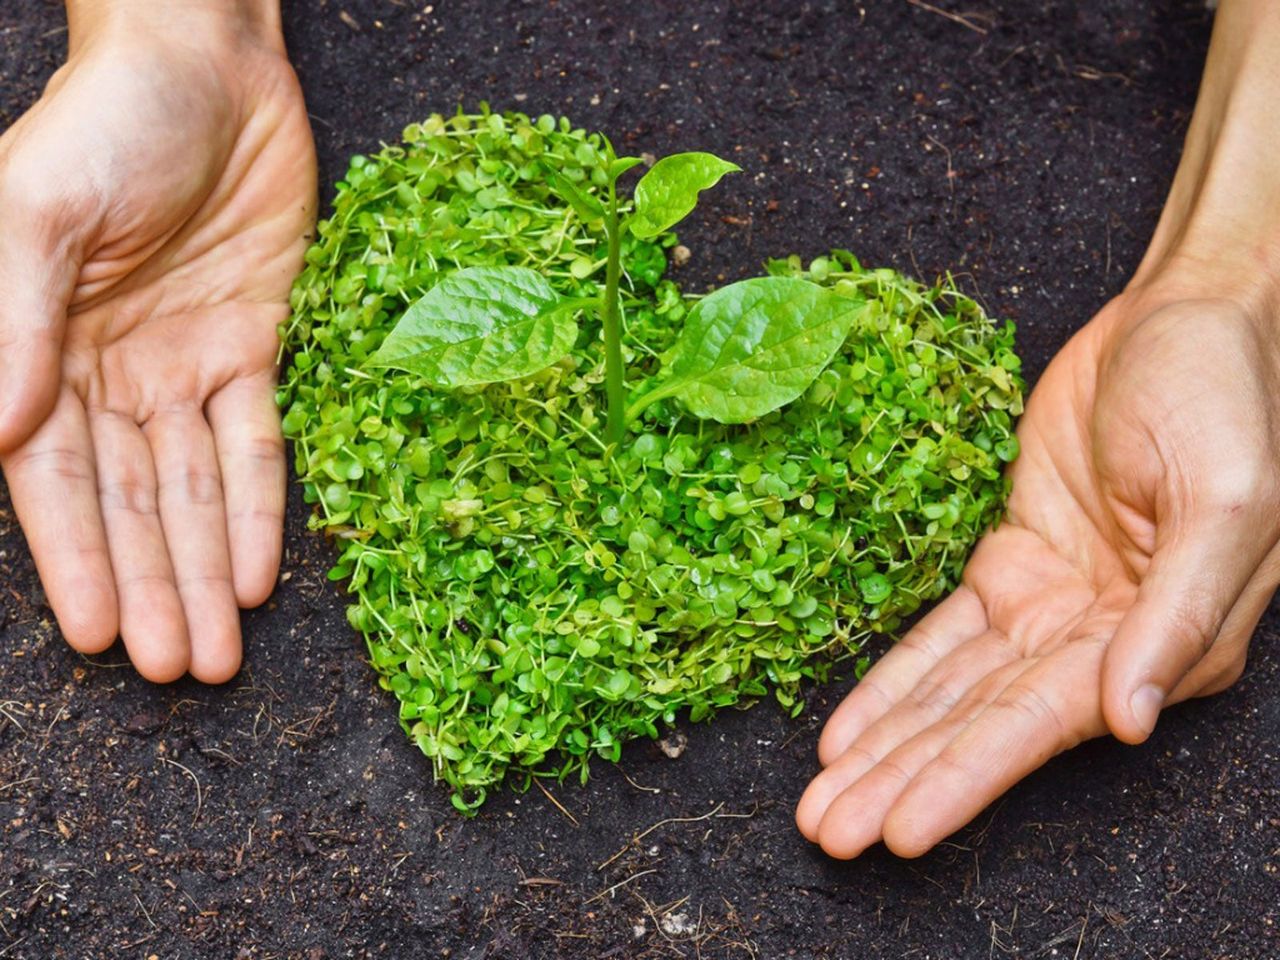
[278,107,1024,811]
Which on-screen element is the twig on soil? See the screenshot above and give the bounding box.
[635,891,692,945]
[619,769,661,794]
[75,651,131,669]
[196,745,241,766]
[117,934,158,951]
[596,801,757,871]
[1032,914,1092,957]
[924,135,957,218]
[158,755,204,826]
[0,702,29,735]
[1073,907,1090,960]
[905,0,990,34]
[583,868,657,906]
[534,779,580,826]
[277,695,338,747]
[42,704,68,740]
[1073,64,1133,85]
[133,894,158,930]
[989,903,1018,958]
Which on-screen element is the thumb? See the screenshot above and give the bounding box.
[0,179,78,454]
[1101,495,1277,744]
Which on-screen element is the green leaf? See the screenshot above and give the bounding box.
[628,152,741,239]
[370,266,580,386]
[608,155,644,184]
[635,277,862,423]
[544,169,605,221]
[858,574,893,606]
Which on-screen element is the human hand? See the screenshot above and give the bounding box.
[796,288,1280,858]
[797,0,1280,860]
[0,1,316,682]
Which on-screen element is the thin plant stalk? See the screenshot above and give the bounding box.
[601,181,627,444]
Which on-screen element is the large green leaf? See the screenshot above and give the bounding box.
[639,277,863,423]
[627,152,740,239]
[370,266,580,386]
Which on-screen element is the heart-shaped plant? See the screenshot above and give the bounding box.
[280,108,1023,811]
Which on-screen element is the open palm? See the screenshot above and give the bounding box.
[0,28,316,682]
[798,293,1280,858]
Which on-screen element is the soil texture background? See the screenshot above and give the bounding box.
[2,1,1278,958]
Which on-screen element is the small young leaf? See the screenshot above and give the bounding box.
[628,152,741,239]
[370,266,580,386]
[608,155,644,184]
[635,277,862,423]
[544,168,605,221]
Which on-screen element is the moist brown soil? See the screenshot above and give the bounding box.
[2,1,1277,957]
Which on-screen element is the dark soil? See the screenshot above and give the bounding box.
[2,1,1278,957]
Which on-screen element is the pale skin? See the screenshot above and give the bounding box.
[0,0,314,683]
[0,1,1276,858]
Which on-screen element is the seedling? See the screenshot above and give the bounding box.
[370,148,867,445]
[279,108,1023,811]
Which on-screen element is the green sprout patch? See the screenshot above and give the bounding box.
[278,107,1024,811]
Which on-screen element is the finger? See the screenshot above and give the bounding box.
[1,387,117,651]
[1170,568,1276,700]
[884,638,1109,857]
[1101,506,1279,744]
[206,372,285,608]
[798,628,1018,837]
[90,410,189,682]
[0,170,79,453]
[813,668,1024,860]
[144,408,241,684]
[817,586,987,766]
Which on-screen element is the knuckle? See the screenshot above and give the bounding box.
[855,678,896,713]
[1199,653,1247,696]
[841,743,881,771]
[174,468,224,506]
[873,755,915,786]
[0,159,78,243]
[927,749,983,789]
[1200,462,1278,516]
[991,684,1067,740]
[228,506,284,527]
[904,676,959,714]
[7,446,95,484]
[176,571,231,591]
[116,571,172,591]
[900,624,945,661]
[100,478,159,517]
[235,434,286,467]
[1166,592,1221,657]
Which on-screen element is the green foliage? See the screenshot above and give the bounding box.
[279,108,1024,810]
[370,266,582,387]
[544,168,605,223]
[632,277,864,423]
[382,149,838,436]
[629,152,742,239]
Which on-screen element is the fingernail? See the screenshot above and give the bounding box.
[1130,684,1164,737]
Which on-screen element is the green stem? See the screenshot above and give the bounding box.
[602,182,626,445]
[623,378,682,424]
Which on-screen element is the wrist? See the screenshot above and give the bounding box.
[66,0,283,56]
[1129,1,1280,317]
